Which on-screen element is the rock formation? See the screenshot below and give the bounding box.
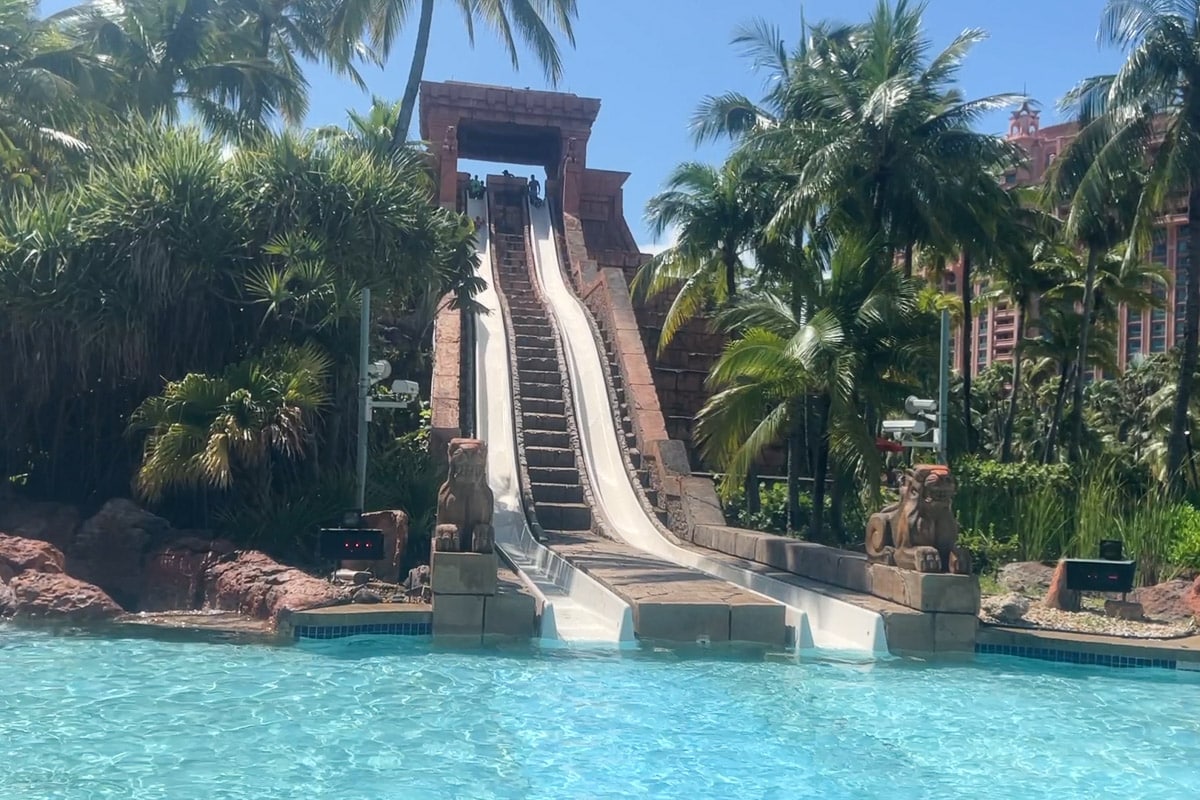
[0,493,363,630]
[997,561,1056,595]
[1042,560,1082,612]
[0,534,122,622]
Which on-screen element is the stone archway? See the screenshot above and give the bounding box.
[418,81,600,216]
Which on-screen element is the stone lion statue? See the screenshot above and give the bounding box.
[433,438,495,554]
[865,464,971,574]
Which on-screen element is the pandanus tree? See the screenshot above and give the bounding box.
[1064,0,1200,492]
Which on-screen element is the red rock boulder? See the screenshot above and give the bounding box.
[205,551,348,627]
[139,536,235,612]
[4,571,122,621]
[70,499,171,610]
[1131,579,1197,622]
[1188,575,1200,621]
[343,510,410,583]
[1042,560,1081,612]
[0,534,65,574]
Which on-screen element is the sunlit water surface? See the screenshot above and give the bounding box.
[1,627,1197,799]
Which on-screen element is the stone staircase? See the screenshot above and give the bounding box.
[492,229,593,539]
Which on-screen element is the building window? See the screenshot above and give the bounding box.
[1153,228,1168,262]
[1147,321,1166,355]
[1127,306,1144,360]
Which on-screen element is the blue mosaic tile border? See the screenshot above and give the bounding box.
[294,622,432,640]
[976,642,1176,670]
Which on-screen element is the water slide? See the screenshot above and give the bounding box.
[466,196,635,645]
[525,199,889,655]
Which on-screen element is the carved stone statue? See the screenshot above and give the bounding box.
[433,438,495,554]
[865,464,971,574]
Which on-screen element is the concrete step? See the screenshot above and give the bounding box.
[535,501,592,532]
[519,369,560,385]
[519,381,562,400]
[524,428,570,448]
[514,334,548,349]
[515,355,558,372]
[528,465,580,485]
[510,310,549,323]
[523,411,567,431]
[522,397,565,415]
[531,482,584,504]
[525,446,575,468]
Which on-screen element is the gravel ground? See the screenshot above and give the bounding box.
[981,596,1197,639]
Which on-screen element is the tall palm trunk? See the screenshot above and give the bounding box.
[809,395,831,542]
[786,420,802,534]
[722,245,738,300]
[1069,245,1101,462]
[390,0,435,151]
[1044,360,1073,463]
[959,249,974,451]
[902,242,914,279]
[1166,186,1200,495]
[1000,301,1024,462]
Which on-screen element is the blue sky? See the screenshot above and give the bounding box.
[46,0,1125,248]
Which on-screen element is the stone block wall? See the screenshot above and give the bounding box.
[429,295,463,464]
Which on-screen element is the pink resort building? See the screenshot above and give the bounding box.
[950,101,1188,378]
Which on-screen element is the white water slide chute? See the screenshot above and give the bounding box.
[523,199,889,656]
[466,196,634,645]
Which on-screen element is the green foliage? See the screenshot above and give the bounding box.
[958,525,1020,576]
[954,457,1073,538]
[1167,504,1200,573]
[723,481,812,536]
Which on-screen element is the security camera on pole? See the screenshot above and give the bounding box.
[882,308,952,465]
[353,287,422,521]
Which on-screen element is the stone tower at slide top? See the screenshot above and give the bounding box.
[423,80,727,469]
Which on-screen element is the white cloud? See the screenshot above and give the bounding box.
[637,226,678,256]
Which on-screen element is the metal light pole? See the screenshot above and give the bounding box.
[937,308,950,465]
[355,287,371,518]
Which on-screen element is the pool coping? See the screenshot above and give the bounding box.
[977,623,1200,671]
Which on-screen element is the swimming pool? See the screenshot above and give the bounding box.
[1,627,1196,799]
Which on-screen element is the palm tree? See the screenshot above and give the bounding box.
[129,344,331,501]
[721,1,1022,270]
[374,0,579,149]
[59,0,308,135]
[630,157,765,352]
[697,236,935,541]
[0,0,107,189]
[1031,243,1165,461]
[981,200,1067,462]
[1064,0,1200,492]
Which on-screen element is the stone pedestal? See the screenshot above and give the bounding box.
[431,552,498,595]
[431,552,496,639]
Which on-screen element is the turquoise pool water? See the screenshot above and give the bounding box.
[1,628,1197,799]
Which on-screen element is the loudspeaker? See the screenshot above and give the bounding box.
[318,528,384,561]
